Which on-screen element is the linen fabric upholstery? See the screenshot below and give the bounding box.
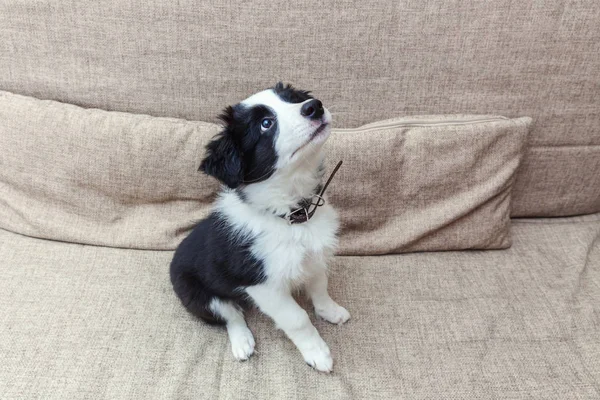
[1,213,599,399]
[0,91,220,249]
[326,115,531,255]
[0,0,598,216]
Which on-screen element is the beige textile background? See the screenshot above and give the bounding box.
[1,0,598,216]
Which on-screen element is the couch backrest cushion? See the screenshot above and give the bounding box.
[327,115,531,254]
[0,91,220,249]
[0,91,530,254]
[0,1,597,217]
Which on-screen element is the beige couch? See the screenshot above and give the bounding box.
[1,2,599,399]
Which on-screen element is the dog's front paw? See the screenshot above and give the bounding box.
[301,340,333,373]
[315,303,351,325]
[229,326,255,361]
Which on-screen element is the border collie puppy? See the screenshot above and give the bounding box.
[170,82,350,372]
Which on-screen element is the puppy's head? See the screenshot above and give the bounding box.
[200,82,332,188]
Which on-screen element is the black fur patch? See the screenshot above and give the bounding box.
[273,82,313,103]
[170,212,266,324]
[200,104,278,188]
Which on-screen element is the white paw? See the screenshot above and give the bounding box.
[229,327,255,361]
[315,303,351,325]
[301,339,333,373]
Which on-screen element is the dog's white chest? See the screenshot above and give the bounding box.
[252,206,339,286]
[216,190,339,287]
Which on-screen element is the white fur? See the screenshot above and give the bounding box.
[209,299,255,360]
[306,269,351,325]
[245,284,334,372]
[215,188,339,288]
[211,88,349,372]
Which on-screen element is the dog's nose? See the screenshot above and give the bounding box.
[300,99,324,120]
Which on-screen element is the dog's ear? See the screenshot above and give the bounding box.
[199,107,244,188]
[200,132,244,188]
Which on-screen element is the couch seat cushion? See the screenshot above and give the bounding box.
[1,214,600,399]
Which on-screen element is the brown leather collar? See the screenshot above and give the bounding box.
[281,160,343,225]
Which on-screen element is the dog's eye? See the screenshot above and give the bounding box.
[260,118,274,131]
